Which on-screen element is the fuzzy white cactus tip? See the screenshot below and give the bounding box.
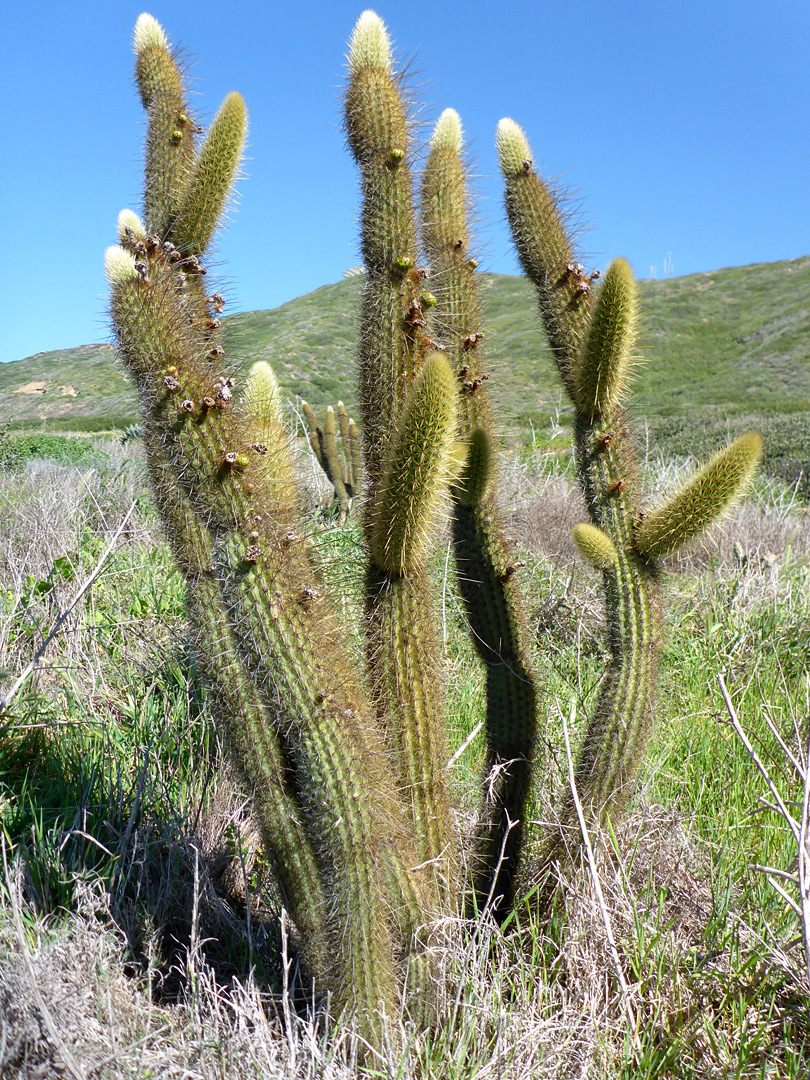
[431,108,463,153]
[105,246,139,286]
[348,11,392,75]
[496,118,532,175]
[133,13,168,54]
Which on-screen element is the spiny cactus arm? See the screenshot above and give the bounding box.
[369,353,458,576]
[344,10,428,495]
[347,418,363,494]
[635,433,763,559]
[454,427,492,508]
[133,13,196,238]
[141,435,326,957]
[573,522,618,570]
[336,402,356,493]
[570,419,661,820]
[107,242,422,1040]
[320,406,351,510]
[301,402,351,515]
[497,135,664,882]
[171,91,248,257]
[300,400,325,468]
[422,108,539,917]
[346,12,459,896]
[576,257,638,418]
[496,119,596,400]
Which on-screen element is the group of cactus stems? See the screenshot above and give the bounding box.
[105,10,763,1047]
[301,400,362,519]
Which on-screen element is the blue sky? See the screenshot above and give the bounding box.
[3,0,808,364]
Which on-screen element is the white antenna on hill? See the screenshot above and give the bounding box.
[664,252,673,278]
[649,265,657,279]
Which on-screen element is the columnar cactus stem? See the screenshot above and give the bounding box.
[421,108,539,917]
[496,118,595,400]
[498,121,761,900]
[133,14,197,239]
[345,12,459,896]
[497,122,663,871]
[301,401,355,518]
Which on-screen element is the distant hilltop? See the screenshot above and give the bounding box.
[2,257,809,432]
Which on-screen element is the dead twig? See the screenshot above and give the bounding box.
[0,501,136,714]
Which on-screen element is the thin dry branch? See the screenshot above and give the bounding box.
[0,501,136,714]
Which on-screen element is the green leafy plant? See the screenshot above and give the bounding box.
[104,10,762,1048]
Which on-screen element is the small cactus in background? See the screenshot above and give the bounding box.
[106,10,762,1048]
[301,400,362,518]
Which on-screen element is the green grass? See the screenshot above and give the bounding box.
[0,448,808,1077]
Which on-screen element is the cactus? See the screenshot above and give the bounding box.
[301,400,362,518]
[106,10,763,1048]
[497,118,760,888]
[421,107,540,918]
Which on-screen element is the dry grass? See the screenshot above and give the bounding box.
[1,445,808,1077]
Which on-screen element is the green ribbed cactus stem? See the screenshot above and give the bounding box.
[576,257,638,418]
[346,12,460,905]
[568,415,662,822]
[635,433,763,559]
[345,11,427,497]
[138,427,326,961]
[497,134,666,902]
[422,107,539,917]
[321,406,350,508]
[369,352,458,577]
[336,402,355,488]
[239,361,297,515]
[301,401,352,517]
[107,237,423,1042]
[573,522,618,570]
[171,91,248,257]
[497,118,596,400]
[455,427,493,508]
[452,502,539,915]
[364,563,456,898]
[133,14,196,238]
[243,360,285,430]
[347,419,363,493]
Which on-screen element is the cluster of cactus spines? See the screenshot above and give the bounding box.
[498,119,761,882]
[301,400,362,518]
[420,107,540,916]
[346,12,460,893]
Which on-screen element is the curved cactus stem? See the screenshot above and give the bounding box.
[499,124,664,912]
[171,91,248,257]
[635,432,763,559]
[133,14,196,238]
[497,119,594,402]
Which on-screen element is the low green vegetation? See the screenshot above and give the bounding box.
[0,431,110,469]
[0,449,807,1076]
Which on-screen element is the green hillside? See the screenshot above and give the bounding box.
[3,257,809,460]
